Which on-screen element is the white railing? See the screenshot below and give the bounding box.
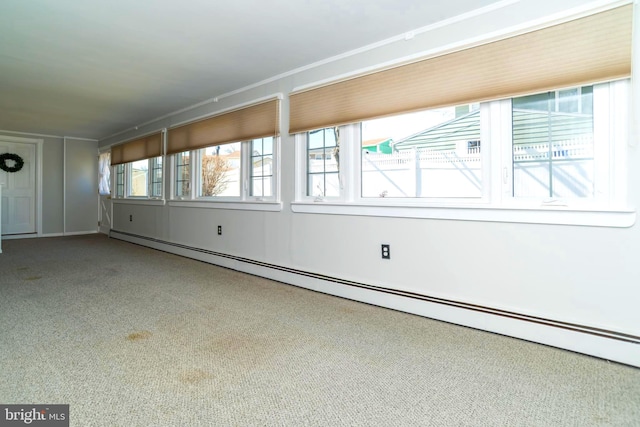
[513,137,594,162]
[357,137,594,198]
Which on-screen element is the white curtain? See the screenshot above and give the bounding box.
[98,152,111,195]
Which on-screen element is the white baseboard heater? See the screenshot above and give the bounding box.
[110,229,640,368]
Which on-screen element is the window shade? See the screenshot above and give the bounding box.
[289,5,632,134]
[111,132,163,166]
[167,99,279,155]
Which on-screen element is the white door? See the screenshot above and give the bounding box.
[0,141,36,235]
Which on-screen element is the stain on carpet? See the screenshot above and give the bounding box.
[178,369,211,384]
[126,330,152,341]
[24,276,42,281]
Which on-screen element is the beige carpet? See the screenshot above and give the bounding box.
[0,234,638,426]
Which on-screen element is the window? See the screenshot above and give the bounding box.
[294,79,630,226]
[307,127,340,198]
[129,159,149,197]
[172,138,278,202]
[175,151,190,198]
[112,157,163,199]
[361,105,481,198]
[115,164,124,198]
[251,137,274,198]
[151,157,163,197]
[511,85,594,199]
[198,142,241,198]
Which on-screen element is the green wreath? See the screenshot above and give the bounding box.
[0,153,25,173]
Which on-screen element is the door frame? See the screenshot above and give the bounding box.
[0,134,43,239]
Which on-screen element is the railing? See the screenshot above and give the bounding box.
[513,137,594,162]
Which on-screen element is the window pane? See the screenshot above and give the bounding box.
[250,139,273,198]
[307,128,340,197]
[200,142,240,197]
[262,137,273,155]
[129,159,148,197]
[512,86,594,198]
[175,152,190,198]
[308,172,339,198]
[115,164,124,198]
[361,106,482,198]
[151,157,162,197]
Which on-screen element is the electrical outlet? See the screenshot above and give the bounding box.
[381,244,390,259]
[217,225,222,235]
[129,215,132,222]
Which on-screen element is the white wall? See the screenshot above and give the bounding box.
[101,0,640,366]
[65,138,98,234]
[0,132,98,236]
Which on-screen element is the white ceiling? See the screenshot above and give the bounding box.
[0,0,498,140]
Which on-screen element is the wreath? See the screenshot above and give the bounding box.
[0,153,25,173]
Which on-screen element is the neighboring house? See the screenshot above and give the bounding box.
[362,137,393,154]
[218,149,241,168]
[392,109,481,154]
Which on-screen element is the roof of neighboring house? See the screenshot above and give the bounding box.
[219,150,241,160]
[393,110,480,151]
[362,137,392,148]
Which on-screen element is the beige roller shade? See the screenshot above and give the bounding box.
[289,5,632,134]
[111,132,163,166]
[167,99,280,155]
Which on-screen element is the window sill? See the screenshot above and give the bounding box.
[112,198,165,206]
[290,201,636,227]
[169,200,283,212]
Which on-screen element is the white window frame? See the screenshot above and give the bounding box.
[292,79,635,227]
[111,157,165,206]
[168,138,282,212]
[249,136,276,201]
[124,157,163,200]
[114,163,125,199]
[295,124,356,204]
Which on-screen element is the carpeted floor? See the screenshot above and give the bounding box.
[0,234,639,426]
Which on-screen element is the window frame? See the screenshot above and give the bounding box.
[249,136,275,200]
[168,138,282,211]
[111,157,164,205]
[292,79,634,227]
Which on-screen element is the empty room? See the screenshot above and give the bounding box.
[1,0,639,425]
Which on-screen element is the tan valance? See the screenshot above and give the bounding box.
[289,5,632,133]
[167,99,279,155]
[110,132,163,166]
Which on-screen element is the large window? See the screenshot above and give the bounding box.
[112,157,163,199]
[361,105,481,199]
[173,138,277,202]
[296,80,628,223]
[199,142,241,198]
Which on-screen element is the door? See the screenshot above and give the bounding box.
[0,140,36,235]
